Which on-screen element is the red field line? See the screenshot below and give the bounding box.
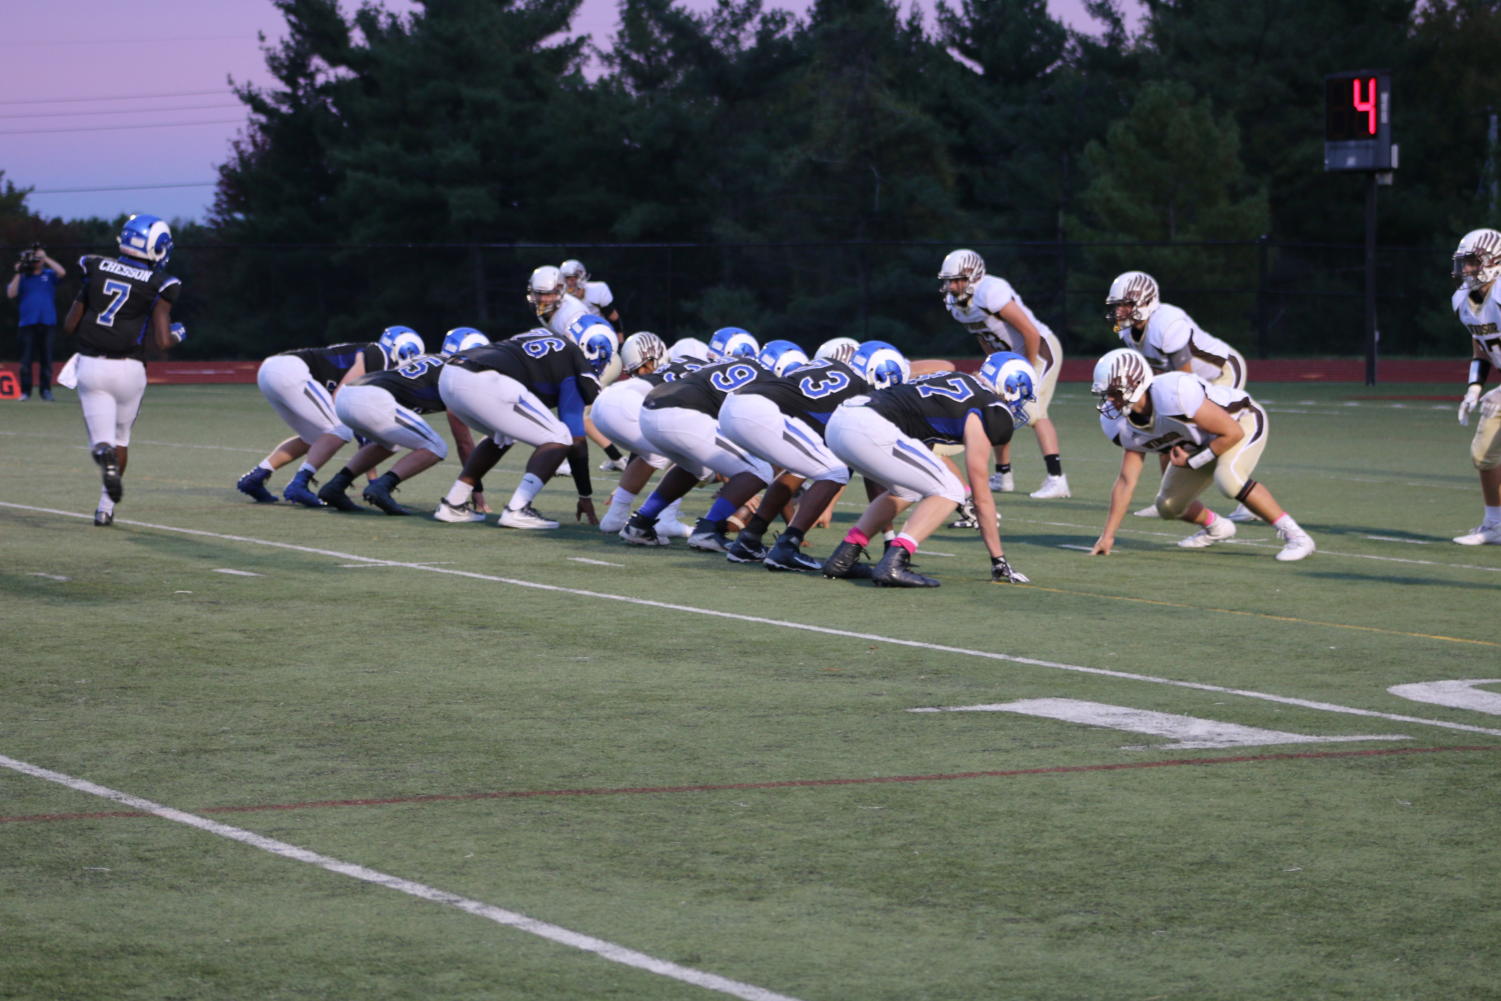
[3,744,1494,825]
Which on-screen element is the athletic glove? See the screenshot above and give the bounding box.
[1459,384,1482,426]
[991,555,1030,584]
[169,322,188,344]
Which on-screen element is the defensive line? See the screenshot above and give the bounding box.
[7,501,1501,739]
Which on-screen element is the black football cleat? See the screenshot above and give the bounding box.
[871,546,940,588]
[763,539,823,573]
[93,508,114,527]
[317,482,359,511]
[724,530,768,564]
[362,480,407,515]
[822,540,871,579]
[92,444,122,503]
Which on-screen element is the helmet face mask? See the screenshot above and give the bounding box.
[978,351,1039,427]
[937,249,985,306]
[850,340,911,390]
[118,213,174,265]
[1105,271,1160,331]
[620,331,667,375]
[559,259,588,296]
[527,265,565,317]
[1453,229,1501,290]
[568,314,619,377]
[708,326,759,361]
[378,326,426,364]
[1091,348,1153,420]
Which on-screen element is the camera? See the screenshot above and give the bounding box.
[16,242,41,269]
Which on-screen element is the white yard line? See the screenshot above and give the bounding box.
[6,501,1500,738]
[0,753,805,1001]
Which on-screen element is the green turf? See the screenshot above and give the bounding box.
[2,382,1498,1001]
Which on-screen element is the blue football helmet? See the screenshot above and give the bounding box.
[569,314,619,377]
[979,351,1039,427]
[118,213,173,264]
[440,326,489,357]
[758,339,809,377]
[378,325,425,364]
[850,340,911,390]
[708,326,759,361]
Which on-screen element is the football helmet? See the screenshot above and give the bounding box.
[378,325,425,364]
[814,336,860,364]
[620,331,668,375]
[1452,228,1501,290]
[708,326,759,360]
[117,213,173,264]
[559,258,589,294]
[569,314,619,377]
[937,249,985,305]
[978,350,1039,427]
[440,326,489,356]
[850,340,911,390]
[758,339,810,376]
[668,337,712,363]
[1105,271,1160,330]
[1091,348,1154,419]
[526,265,565,317]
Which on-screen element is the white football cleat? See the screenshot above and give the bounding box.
[988,471,1014,492]
[1452,523,1501,546]
[1275,528,1316,561]
[1131,504,1159,518]
[556,460,572,476]
[599,502,633,534]
[1029,474,1070,499]
[598,456,627,472]
[1178,517,1237,549]
[433,498,485,523]
[497,503,559,530]
[1226,503,1260,523]
[655,498,693,537]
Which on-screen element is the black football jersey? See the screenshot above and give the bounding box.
[277,342,388,392]
[450,332,601,410]
[636,359,707,388]
[864,371,1015,447]
[642,358,774,416]
[72,254,182,358]
[735,359,868,431]
[349,354,448,413]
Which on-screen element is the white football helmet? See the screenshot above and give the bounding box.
[850,340,911,390]
[1091,348,1154,419]
[937,249,985,305]
[1105,271,1160,331]
[708,326,759,360]
[560,258,589,296]
[978,350,1039,428]
[620,331,667,375]
[668,337,711,363]
[1452,229,1501,290]
[814,336,860,364]
[440,326,489,356]
[757,339,810,376]
[526,265,565,318]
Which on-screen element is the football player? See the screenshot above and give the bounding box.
[235,326,423,506]
[1088,348,1314,561]
[818,352,1033,588]
[937,249,1070,499]
[527,265,589,338]
[559,258,621,331]
[61,214,187,526]
[1450,228,1501,546]
[1104,271,1257,523]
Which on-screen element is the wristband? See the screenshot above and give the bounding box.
[1469,358,1491,386]
[1186,447,1216,470]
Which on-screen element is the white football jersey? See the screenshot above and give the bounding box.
[1101,371,1253,454]
[1120,303,1242,381]
[944,274,1059,371]
[1453,284,1501,367]
[582,280,614,315]
[544,292,588,338]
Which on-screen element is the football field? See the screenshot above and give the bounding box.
[3,381,1498,1001]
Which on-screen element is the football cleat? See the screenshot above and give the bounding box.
[598,456,627,472]
[284,474,325,508]
[362,481,407,515]
[598,501,633,534]
[93,508,114,527]
[498,503,559,529]
[1029,474,1071,499]
[724,532,768,564]
[92,444,122,503]
[1132,504,1160,518]
[764,540,823,573]
[872,546,940,588]
[1226,503,1260,523]
[1177,517,1237,549]
[433,497,485,523]
[1453,522,1501,546]
[988,471,1014,493]
[316,480,359,512]
[822,539,870,579]
[1275,528,1317,561]
[687,518,730,553]
[620,518,669,546]
[236,467,279,503]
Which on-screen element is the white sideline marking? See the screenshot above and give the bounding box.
[5,501,1501,739]
[29,572,70,581]
[0,754,804,1001]
[212,568,263,577]
[1057,544,1094,552]
[337,561,456,569]
[1365,535,1432,545]
[570,557,625,567]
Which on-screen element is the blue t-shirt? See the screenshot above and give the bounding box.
[17,270,59,326]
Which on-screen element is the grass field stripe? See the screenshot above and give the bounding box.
[4,746,1494,826]
[1020,584,1500,648]
[7,502,1501,737]
[0,752,808,1001]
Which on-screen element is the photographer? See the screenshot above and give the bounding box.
[6,242,67,401]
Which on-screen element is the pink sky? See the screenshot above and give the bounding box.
[1,0,1136,225]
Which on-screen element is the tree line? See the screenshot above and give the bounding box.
[4,0,1499,361]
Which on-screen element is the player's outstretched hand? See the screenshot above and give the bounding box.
[576,497,598,526]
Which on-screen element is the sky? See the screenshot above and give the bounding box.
[1,0,1137,226]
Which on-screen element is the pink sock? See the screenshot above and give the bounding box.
[844,528,870,547]
[892,534,918,554]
